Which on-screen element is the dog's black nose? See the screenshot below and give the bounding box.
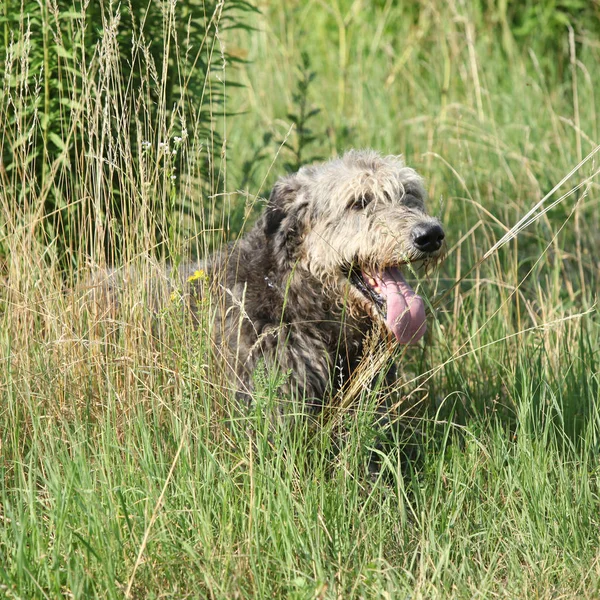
[411,222,445,253]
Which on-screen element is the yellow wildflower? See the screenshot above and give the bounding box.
[187,269,207,283]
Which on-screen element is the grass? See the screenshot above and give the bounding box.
[1,0,599,598]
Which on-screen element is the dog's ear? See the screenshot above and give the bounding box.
[263,175,308,265]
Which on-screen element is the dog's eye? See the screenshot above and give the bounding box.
[401,194,423,209]
[350,192,373,210]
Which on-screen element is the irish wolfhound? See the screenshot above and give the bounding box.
[185,149,445,413]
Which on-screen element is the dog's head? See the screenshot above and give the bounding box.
[262,149,446,344]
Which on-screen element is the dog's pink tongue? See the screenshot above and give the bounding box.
[374,268,426,344]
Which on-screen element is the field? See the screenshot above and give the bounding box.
[1,0,599,598]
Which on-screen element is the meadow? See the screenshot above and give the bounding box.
[0,0,599,597]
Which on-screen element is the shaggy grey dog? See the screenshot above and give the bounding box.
[186,149,445,412]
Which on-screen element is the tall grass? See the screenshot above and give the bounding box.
[1,0,599,598]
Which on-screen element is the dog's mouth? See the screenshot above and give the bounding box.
[349,266,427,344]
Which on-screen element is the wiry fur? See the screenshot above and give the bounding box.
[185,149,444,412]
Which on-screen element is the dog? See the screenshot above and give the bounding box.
[184,149,445,415]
